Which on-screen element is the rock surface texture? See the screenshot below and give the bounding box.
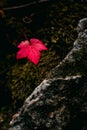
[9,18,87,130]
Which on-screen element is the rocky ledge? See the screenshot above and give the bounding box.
[9,18,87,130]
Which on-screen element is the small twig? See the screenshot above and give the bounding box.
[3,0,50,11]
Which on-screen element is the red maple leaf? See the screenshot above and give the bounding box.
[16,38,48,65]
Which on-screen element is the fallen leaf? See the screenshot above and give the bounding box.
[16,38,48,65]
[30,38,48,51]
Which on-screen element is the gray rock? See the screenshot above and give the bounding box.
[9,18,87,130]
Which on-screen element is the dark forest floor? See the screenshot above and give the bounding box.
[0,1,87,130]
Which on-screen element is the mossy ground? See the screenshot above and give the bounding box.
[0,1,87,130]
